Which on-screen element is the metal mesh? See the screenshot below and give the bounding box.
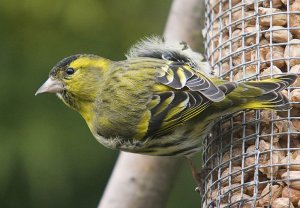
[203,0,300,207]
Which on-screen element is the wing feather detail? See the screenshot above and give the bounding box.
[156,63,226,102]
[141,61,239,139]
[144,91,211,138]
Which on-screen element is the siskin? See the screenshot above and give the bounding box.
[36,37,296,157]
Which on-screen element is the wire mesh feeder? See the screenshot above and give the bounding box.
[202,0,300,207]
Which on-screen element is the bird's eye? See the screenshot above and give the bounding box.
[66,68,75,75]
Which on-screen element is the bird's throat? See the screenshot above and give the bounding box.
[58,91,95,125]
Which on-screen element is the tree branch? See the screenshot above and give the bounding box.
[98,153,179,208]
[164,0,204,52]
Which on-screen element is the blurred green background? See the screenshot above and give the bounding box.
[0,0,200,207]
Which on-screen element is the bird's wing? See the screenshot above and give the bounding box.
[144,90,212,138]
[139,60,237,139]
[156,62,226,102]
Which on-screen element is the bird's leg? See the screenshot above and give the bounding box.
[185,156,209,195]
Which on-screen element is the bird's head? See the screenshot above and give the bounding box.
[36,54,110,111]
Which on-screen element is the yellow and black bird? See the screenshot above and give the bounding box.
[36,37,296,157]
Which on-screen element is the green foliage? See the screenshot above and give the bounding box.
[0,0,199,207]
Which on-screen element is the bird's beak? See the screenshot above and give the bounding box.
[35,78,64,96]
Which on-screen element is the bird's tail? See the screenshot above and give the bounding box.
[239,74,297,111]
